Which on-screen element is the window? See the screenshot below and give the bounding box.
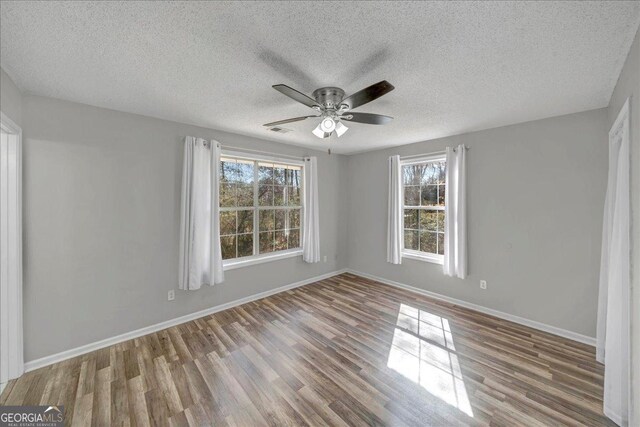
[219,154,303,267]
[402,155,446,263]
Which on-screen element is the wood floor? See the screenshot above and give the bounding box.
[1,273,614,426]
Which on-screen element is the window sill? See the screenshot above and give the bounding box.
[223,249,303,271]
[402,251,444,265]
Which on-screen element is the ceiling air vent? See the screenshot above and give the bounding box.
[268,127,292,134]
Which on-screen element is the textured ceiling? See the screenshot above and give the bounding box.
[1,1,639,154]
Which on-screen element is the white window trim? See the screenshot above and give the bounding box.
[223,248,303,270]
[400,152,446,165]
[400,153,446,265]
[222,150,305,167]
[402,249,444,265]
[220,150,305,270]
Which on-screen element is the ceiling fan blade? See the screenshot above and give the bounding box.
[340,112,393,125]
[340,80,395,110]
[272,84,320,108]
[263,116,318,127]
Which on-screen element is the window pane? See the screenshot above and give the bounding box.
[404,185,420,206]
[438,184,446,206]
[436,211,445,232]
[259,163,274,184]
[237,160,254,184]
[274,231,287,250]
[437,232,445,255]
[220,183,236,207]
[274,185,285,206]
[435,161,446,184]
[420,231,438,254]
[259,231,274,253]
[403,165,423,185]
[275,209,286,230]
[421,163,439,185]
[421,162,446,185]
[221,235,236,260]
[258,185,273,206]
[259,209,274,231]
[404,209,419,229]
[237,210,253,233]
[404,230,419,250]
[421,184,438,206]
[419,210,438,232]
[288,229,300,248]
[288,186,301,206]
[287,169,301,186]
[237,233,253,257]
[237,184,253,207]
[274,167,286,185]
[220,211,236,235]
[221,160,238,183]
[290,209,301,228]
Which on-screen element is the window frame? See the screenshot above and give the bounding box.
[400,153,446,265]
[220,150,304,270]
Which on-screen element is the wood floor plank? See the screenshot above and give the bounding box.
[0,273,615,426]
[127,376,151,427]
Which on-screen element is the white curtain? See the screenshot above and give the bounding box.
[597,100,630,426]
[443,145,467,279]
[178,137,224,290]
[302,156,320,263]
[387,155,403,264]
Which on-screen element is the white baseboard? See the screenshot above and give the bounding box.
[603,406,624,427]
[345,269,596,346]
[25,269,348,372]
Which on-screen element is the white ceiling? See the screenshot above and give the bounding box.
[1,1,639,154]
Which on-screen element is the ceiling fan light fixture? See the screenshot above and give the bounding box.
[320,117,336,133]
[312,123,330,138]
[335,121,348,137]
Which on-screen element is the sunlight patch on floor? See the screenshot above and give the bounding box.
[387,303,473,417]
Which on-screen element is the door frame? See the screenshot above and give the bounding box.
[0,111,23,391]
[603,98,632,426]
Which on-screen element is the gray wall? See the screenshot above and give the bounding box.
[16,78,615,361]
[346,108,608,337]
[21,95,348,361]
[1,67,22,127]
[607,27,639,426]
[21,94,609,361]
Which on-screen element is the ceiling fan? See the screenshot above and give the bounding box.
[263,80,395,138]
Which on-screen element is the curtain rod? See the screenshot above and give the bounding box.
[218,144,306,161]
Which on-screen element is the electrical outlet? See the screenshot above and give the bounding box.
[480,280,487,290]
[168,290,175,301]
[323,255,327,263]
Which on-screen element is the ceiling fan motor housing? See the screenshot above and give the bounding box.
[312,87,346,111]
